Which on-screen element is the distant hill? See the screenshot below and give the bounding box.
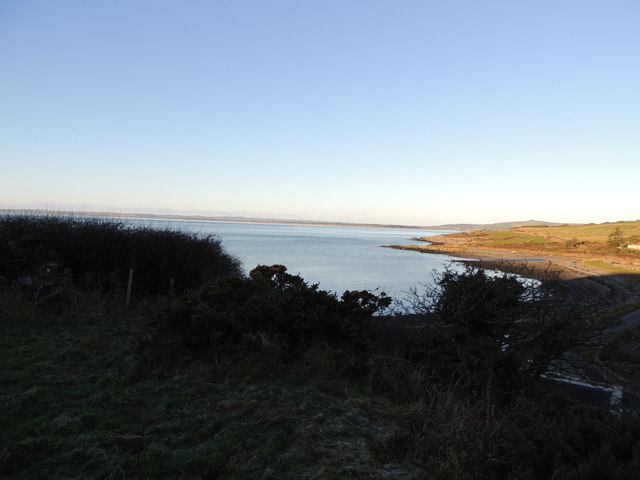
[432,220,569,231]
[0,209,567,232]
[0,209,430,230]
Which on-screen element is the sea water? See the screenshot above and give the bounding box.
[126,218,456,299]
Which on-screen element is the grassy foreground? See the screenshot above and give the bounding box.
[0,303,416,479]
[4,298,640,480]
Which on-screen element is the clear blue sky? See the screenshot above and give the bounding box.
[1,0,638,225]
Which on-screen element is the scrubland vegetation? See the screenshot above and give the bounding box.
[415,221,640,276]
[2,215,640,479]
[458,221,640,250]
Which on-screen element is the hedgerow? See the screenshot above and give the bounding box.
[0,214,242,295]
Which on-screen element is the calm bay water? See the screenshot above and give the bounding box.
[130,219,456,299]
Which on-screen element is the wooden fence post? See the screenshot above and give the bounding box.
[63,268,72,291]
[126,268,134,309]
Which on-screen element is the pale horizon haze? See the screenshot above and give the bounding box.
[1,1,638,226]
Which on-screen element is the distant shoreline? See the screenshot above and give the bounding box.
[0,209,455,231]
[388,228,640,306]
[0,209,576,232]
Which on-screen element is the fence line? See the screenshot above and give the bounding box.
[2,265,186,308]
[126,268,134,310]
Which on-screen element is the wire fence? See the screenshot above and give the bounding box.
[1,261,179,308]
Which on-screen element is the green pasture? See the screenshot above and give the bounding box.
[465,221,640,254]
[585,260,640,277]
[478,230,551,246]
[523,221,640,243]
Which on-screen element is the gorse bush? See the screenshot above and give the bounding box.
[432,266,526,340]
[563,237,584,248]
[0,214,242,295]
[492,395,640,479]
[137,265,391,367]
[405,264,602,398]
[608,227,626,247]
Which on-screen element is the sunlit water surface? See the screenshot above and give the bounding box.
[127,219,457,300]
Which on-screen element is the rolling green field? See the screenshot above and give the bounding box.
[539,221,640,241]
[478,221,639,245]
[472,230,551,246]
[439,221,640,259]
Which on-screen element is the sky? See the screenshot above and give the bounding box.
[1,0,638,226]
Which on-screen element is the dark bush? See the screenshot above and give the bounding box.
[491,395,640,479]
[136,265,391,366]
[432,267,526,340]
[607,227,626,247]
[564,237,584,248]
[0,214,242,295]
[405,265,601,397]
